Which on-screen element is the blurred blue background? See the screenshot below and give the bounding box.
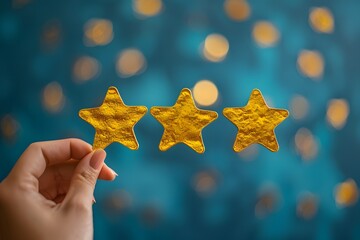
[1,0,360,239]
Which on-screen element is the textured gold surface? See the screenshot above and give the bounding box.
[150,88,218,153]
[223,89,289,152]
[79,86,147,150]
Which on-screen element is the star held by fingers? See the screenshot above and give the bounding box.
[79,86,147,150]
[150,88,218,153]
[223,89,289,152]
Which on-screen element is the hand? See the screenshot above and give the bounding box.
[0,138,116,240]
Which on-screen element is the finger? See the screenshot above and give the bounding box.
[62,149,106,212]
[38,161,117,200]
[11,138,93,181]
[39,161,116,190]
[100,163,118,181]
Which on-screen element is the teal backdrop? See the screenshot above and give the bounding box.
[1,0,360,239]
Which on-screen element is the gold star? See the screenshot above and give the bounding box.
[223,89,289,152]
[79,86,147,150]
[150,88,218,153]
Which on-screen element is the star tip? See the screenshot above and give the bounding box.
[252,88,262,94]
[181,88,192,94]
[197,149,205,154]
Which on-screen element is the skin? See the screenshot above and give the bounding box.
[0,138,117,240]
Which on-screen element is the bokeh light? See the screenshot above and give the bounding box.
[133,0,163,18]
[42,82,65,113]
[297,193,318,219]
[224,0,251,22]
[294,128,318,161]
[193,80,219,106]
[202,34,229,62]
[238,144,258,161]
[290,95,309,120]
[1,115,19,141]
[326,99,349,130]
[42,21,61,48]
[12,0,30,8]
[84,19,113,46]
[255,187,279,219]
[297,50,324,80]
[309,7,334,34]
[252,21,280,47]
[73,56,101,83]
[116,48,146,78]
[193,171,217,195]
[335,179,358,207]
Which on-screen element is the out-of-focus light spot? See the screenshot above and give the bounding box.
[297,193,318,219]
[290,95,309,120]
[202,34,229,62]
[295,128,318,161]
[309,7,334,33]
[193,171,217,195]
[133,0,162,18]
[1,115,19,140]
[297,50,324,80]
[84,19,113,46]
[224,0,251,22]
[238,144,258,161]
[42,21,61,48]
[102,190,132,215]
[335,179,358,207]
[116,48,146,78]
[193,80,219,106]
[42,82,65,113]
[140,205,162,227]
[252,21,280,47]
[12,0,30,8]
[255,187,279,218]
[326,99,349,130]
[73,56,101,83]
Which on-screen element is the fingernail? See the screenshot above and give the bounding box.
[92,196,96,204]
[111,169,119,177]
[90,149,106,170]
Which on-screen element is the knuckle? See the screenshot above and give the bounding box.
[77,169,97,187]
[27,142,41,151]
[66,197,89,213]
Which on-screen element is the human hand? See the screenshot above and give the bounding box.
[0,138,117,240]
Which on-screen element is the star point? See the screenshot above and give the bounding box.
[79,86,147,150]
[150,88,218,154]
[223,89,289,152]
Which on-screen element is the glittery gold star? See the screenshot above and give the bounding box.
[223,89,289,152]
[150,88,218,153]
[79,86,147,150]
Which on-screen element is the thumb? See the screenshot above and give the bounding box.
[63,149,106,211]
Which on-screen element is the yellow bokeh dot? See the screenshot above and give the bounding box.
[297,50,324,79]
[84,19,113,46]
[335,179,358,207]
[326,99,349,129]
[290,95,309,120]
[297,193,318,219]
[116,48,146,77]
[73,56,101,83]
[42,82,65,113]
[193,171,216,194]
[133,0,162,17]
[202,34,229,62]
[309,7,334,33]
[294,128,318,161]
[224,0,251,21]
[252,21,280,47]
[1,115,19,140]
[193,80,219,106]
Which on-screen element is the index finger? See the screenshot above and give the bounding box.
[11,138,93,180]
